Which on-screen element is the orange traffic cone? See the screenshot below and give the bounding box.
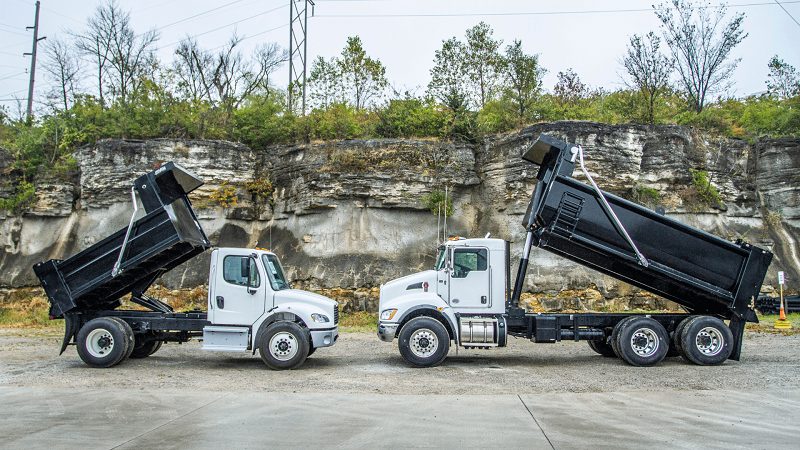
[775,286,792,329]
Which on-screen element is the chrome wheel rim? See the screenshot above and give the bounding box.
[695,327,724,356]
[269,331,298,361]
[86,328,114,358]
[409,328,438,358]
[630,328,659,358]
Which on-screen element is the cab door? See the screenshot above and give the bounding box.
[208,249,268,326]
[448,247,491,310]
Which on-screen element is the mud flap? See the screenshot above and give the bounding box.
[728,317,747,361]
[60,313,80,355]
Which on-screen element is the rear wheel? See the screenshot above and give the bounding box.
[613,317,669,367]
[259,322,309,370]
[588,337,616,357]
[130,334,163,359]
[671,316,694,359]
[680,316,733,366]
[108,317,134,362]
[398,317,450,368]
[76,318,128,368]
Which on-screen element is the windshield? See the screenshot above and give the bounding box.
[262,254,291,291]
[435,245,447,271]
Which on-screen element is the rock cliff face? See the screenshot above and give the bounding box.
[1,122,798,311]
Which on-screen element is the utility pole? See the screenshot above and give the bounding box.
[24,1,46,123]
[288,0,314,116]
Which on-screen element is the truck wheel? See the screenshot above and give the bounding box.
[130,334,163,359]
[671,316,693,359]
[76,318,128,368]
[679,316,733,366]
[610,316,637,359]
[588,337,616,357]
[108,317,135,362]
[614,317,669,367]
[259,322,309,370]
[398,317,450,368]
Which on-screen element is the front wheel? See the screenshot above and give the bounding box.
[259,322,309,370]
[76,318,129,368]
[398,317,450,368]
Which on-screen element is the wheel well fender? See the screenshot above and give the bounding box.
[252,312,307,354]
[397,306,456,340]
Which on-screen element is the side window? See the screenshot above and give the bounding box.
[223,256,260,287]
[452,248,488,278]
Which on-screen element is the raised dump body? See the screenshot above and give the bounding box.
[33,163,211,319]
[515,135,772,323]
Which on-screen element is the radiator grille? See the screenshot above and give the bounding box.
[334,304,339,325]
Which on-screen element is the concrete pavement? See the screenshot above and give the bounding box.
[1,387,798,449]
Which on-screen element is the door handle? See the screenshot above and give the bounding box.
[481,296,487,304]
[216,296,224,309]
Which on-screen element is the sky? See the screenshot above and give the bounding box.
[1,0,799,117]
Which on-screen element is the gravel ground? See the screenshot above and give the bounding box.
[1,329,799,394]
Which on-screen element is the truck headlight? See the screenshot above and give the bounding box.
[311,313,330,323]
[380,309,397,320]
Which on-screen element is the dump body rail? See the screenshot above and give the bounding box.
[515,135,772,323]
[33,163,210,318]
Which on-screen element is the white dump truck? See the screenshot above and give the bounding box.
[34,163,338,370]
[377,135,772,368]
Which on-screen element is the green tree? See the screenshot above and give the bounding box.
[337,36,388,109]
[307,56,342,109]
[502,39,545,124]
[427,37,470,112]
[620,32,673,124]
[463,22,504,109]
[654,0,747,113]
[766,55,800,99]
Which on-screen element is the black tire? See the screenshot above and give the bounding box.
[76,317,129,368]
[130,334,163,359]
[306,346,317,357]
[259,322,309,370]
[613,317,669,367]
[611,316,637,359]
[108,317,135,362]
[588,337,616,357]
[398,317,450,368]
[671,316,694,359]
[679,316,733,366]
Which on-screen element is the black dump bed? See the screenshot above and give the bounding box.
[521,135,772,322]
[34,163,211,318]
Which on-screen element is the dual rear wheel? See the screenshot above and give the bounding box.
[76,318,163,368]
[591,315,733,366]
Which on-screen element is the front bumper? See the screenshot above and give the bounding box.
[310,327,339,348]
[377,322,399,342]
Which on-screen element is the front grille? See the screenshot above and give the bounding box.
[334,304,339,325]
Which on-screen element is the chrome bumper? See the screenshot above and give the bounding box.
[377,322,399,342]
[310,327,339,348]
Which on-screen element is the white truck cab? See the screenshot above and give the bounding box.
[203,247,339,369]
[377,237,507,366]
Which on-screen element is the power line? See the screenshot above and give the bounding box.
[314,1,800,18]
[775,0,800,27]
[0,51,27,58]
[161,3,289,49]
[0,72,27,82]
[155,0,247,31]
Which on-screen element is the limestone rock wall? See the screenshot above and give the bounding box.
[1,122,798,310]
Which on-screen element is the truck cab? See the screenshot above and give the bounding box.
[204,247,339,369]
[377,237,508,366]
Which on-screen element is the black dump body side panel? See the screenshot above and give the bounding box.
[521,135,772,322]
[33,163,210,319]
